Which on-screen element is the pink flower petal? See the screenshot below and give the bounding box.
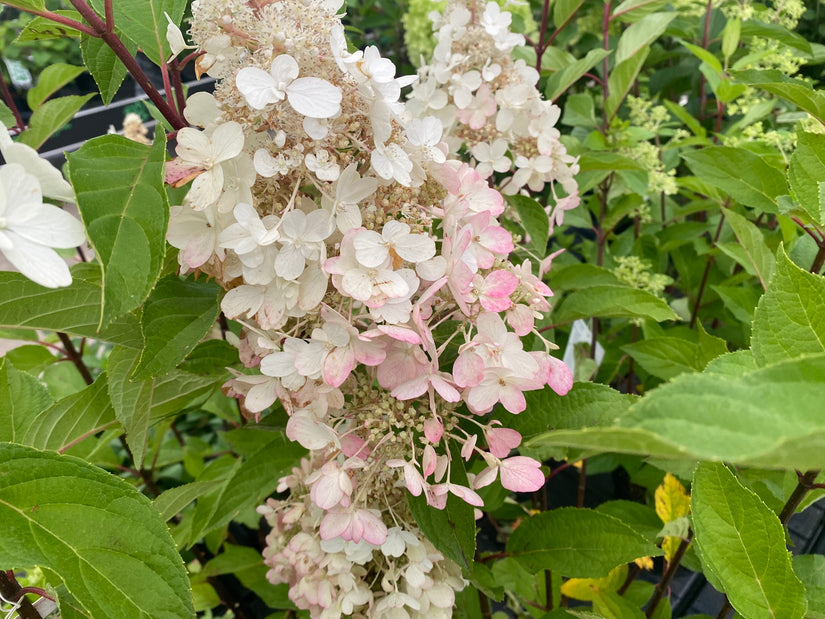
[500,457,544,492]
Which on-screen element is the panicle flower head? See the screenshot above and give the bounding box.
[168,1,575,615]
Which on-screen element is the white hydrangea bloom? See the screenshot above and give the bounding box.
[0,164,85,288]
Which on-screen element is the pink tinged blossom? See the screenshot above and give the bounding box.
[387,459,425,496]
[475,269,518,312]
[341,434,370,459]
[460,433,477,460]
[423,417,444,443]
[431,482,484,507]
[500,456,545,492]
[506,303,535,337]
[546,355,574,396]
[486,426,523,458]
[422,445,437,478]
[453,349,485,389]
[376,340,430,391]
[167,205,221,269]
[473,465,499,490]
[320,508,388,545]
[285,409,339,450]
[391,370,460,403]
[466,211,514,269]
[456,84,497,129]
[309,462,353,509]
[466,368,531,414]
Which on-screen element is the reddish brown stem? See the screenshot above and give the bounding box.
[57,332,94,385]
[646,534,692,617]
[689,212,726,329]
[0,572,40,619]
[104,0,114,32]
[66,0,186,130]
[0,68,25,131]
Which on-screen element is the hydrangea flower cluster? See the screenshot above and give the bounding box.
[168,0,573,616]
[406,0,580,231]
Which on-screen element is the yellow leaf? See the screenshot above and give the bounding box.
[655,473,690,524]
[634,556,654,570]
[560,564,627,601]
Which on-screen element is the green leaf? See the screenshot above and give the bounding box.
[179,339,239,376]
[733,70,825,128]
[554,285,679,323]
[188,429,305,543]
[788,131,825,226]
[506,507,662,577]
[740,20,811,54]
[692,463,806,619]
[87,0,188,67]
[553,0,586,26]
[16,94,94,149]
[550,264,623,290]
[24,375,118,453]
[793,555,825,619]
[408,445,475,571]
[0,265,143,348]
[505,382,636,439]
[663,99,706,137]
[3,0,45,10]
[27,63,86,110]
[67,132,169,326]
[594,590,646,619]
[0,101,16,127]
[606,48,650,121]
[0,358,53,443]
[682,146,788,212]
[133,276,223,379]
[545,48,611,101]
[611,0,666,22]
[16,11,82,41]
[621,334,723,381]
[723,210,775,290]
[154,480,227,521]
[0,443,193,619]
[81,33,136,105]
[615,13,675,65]
[596,500,664,543]
[752,247,825,366]
[527,355,825,469]
[507,195,550,257]
[682,41,723,74]
[108,346,217,468]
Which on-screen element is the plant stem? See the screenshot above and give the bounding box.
[716,597,732,619]
[6,5,97,36]
[601,0,613,129]
[645,533,692,617]
[66,0,186,130]
[811,244,825,274]
[576,459,587,507]
[779,470,819,525]
[104,0,114,32]
[697,0,714,121]
[534,0,551,73]
[57,332,94,385]
[690,212,726,329]
[0,68,25,131]
[0,571,40,619]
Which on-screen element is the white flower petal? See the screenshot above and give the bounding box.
[0,230,72,288]
[287,78,342,118]
[236,67,281,110]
